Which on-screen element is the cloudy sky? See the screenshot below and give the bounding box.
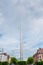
[0,0,43,60]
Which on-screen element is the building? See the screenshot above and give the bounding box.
[33,48,43,62]
[0,52,11,63]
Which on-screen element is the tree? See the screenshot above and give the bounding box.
[18,61,27,65]
[27,57,34,64]
[2,62,8,65]
[11,57,18,64]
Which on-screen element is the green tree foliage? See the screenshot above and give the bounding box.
[41,61,43,65]
[18,61,27,65]
[34,61,43,65]
[27,57,34,64]
[0,62,8,65]
[11,57,18,64]
[0,62,2,65]
[2,62,8,65]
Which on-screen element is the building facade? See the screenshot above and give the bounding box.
[33,48,43,62]
[0,52,11,63]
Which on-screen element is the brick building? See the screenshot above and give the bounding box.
[33,48,43,62]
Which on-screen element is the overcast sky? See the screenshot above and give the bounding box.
[0,0,43,60]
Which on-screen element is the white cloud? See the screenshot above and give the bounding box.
[0,37,19,47]
[11,0,18,5]
[31,18,43,35]
[0,0,43,59]
[0,13,3,16]
[23,18,43,51]
[0,12,4,25]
